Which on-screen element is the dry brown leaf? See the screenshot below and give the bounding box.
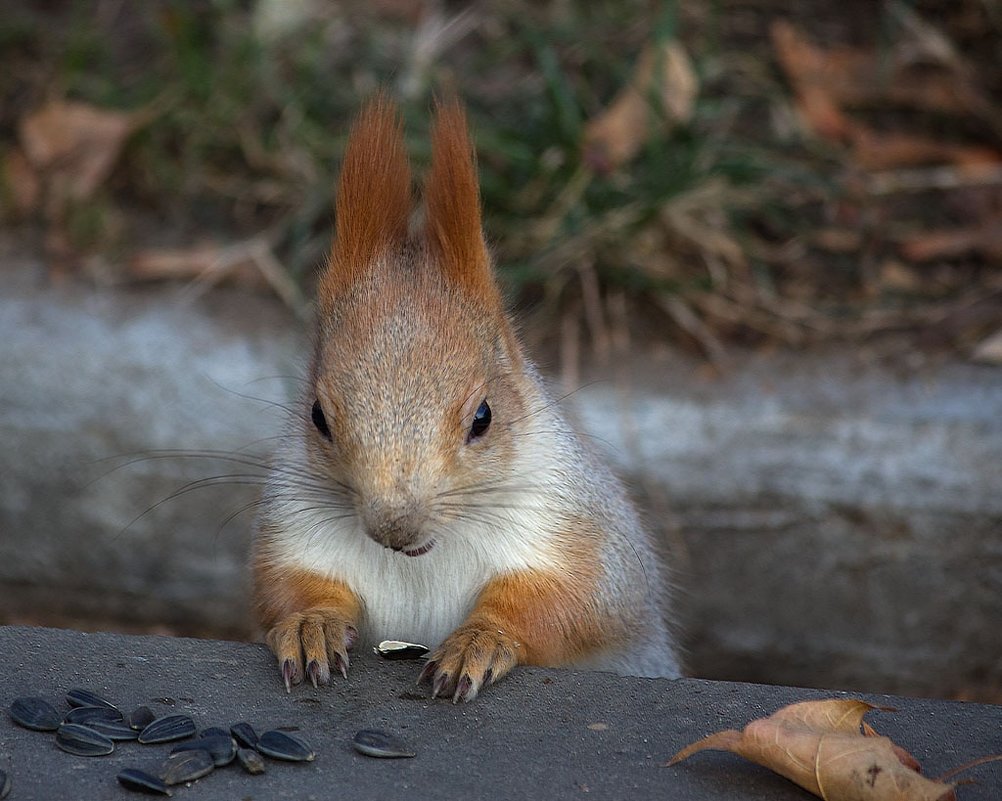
[899,223,1002,263]
[770,20,1002,171]
[669,699,956,801]
[850,128,1002,172]
[18,99,138,210]
[582,40,697,173]
[770,19,855,142]
[970,329,1002,365]
[1,148,42,214]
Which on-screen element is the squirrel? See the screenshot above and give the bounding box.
[252,93,681,702]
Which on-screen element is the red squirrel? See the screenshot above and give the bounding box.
[252,94,681,701]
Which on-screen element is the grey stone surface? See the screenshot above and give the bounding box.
[2,625,1000,801]
[1,232,1001,697]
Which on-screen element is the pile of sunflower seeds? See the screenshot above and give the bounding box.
[9,688,316,796]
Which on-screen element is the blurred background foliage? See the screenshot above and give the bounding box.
[2,0,1001,364]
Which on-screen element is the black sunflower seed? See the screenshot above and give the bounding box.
[66,688,118,711]
[160,749,214,786]
[0,768,10,800]
[56,723,115,756]
[117,768,172,796]
[199,726,228,739]
[257,730,315,762]
[128,706,156,732]
[63,706,123,725]
[138,715,196,745]
[352,729,416,758]
[10,697,60,731]
[230,721,258,749]
[171,735,235,766]
[85,718,139,741]
[236,747,266,775]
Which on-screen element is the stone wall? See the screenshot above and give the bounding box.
[2,236,1000,698]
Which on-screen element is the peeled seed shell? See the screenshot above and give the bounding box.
[0,768,10,800]
[236,747,266,775]
[138,714,197,744]
[66,688,118,711]
[117,768,172,796]
[257,730,315,762]
[10,697,60,731]
[160,749,215,785]
[56,723,115,756]
[352,729,416,758]
[374,640,430,660]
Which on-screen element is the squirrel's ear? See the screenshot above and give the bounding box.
[424,99,498,303]
[321,92,412,305]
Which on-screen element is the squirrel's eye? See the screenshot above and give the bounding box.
[469,399,491,440]
[311,399,332,441]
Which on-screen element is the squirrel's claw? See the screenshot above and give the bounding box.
[421,624,519,703]
[281,658,298,693]
[266,609,356,692]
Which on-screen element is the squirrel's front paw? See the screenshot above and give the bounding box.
[419,623,520,703]
[265,609,358,692]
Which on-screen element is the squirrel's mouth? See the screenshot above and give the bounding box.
[402,540,435,558]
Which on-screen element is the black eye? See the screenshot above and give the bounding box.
[312,399,332,440]
[469,399,491,440]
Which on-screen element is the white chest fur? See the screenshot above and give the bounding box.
[267,497,561,648]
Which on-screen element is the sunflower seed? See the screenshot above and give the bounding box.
[199,726,229,739]
[63,705,124,725]
[352,729,416,758]
[230,721,258,749]
[236,747,266,775]
[171,735,235,766]
[56,723,115,756]
[257,730,315,762]
[160,749,214,785]
[85,717,140,741]
[66,688,118,711]
[128,706,156,731]
[374,640,430,660]
[9,697,60,731]
[138,714,196,744]
[0,768,10,800]
[117,768,172,796]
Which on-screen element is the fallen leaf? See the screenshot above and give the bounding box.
[899,223,1002,263]
[770,20,1002,170]
[669,699,956,801]
[583,39,698,173]
[969,329,1002,365]
[850,128,1002,172]
[18,99,138,210]
[1,147,42,214]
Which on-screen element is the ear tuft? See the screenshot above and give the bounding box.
[424,99,497,302]
[321,92,412,305]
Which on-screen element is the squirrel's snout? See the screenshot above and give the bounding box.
[361,499,428,552]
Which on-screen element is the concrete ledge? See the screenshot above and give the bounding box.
[1,626,1000,800]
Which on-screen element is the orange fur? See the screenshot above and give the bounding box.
[320,92,412,306]
[253,552,362,632]
[463,530,612,666]
[424,99,497,303]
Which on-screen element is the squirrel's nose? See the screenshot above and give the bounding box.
[361,499,427,551]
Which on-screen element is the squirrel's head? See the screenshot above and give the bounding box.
[306,94,526,557]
